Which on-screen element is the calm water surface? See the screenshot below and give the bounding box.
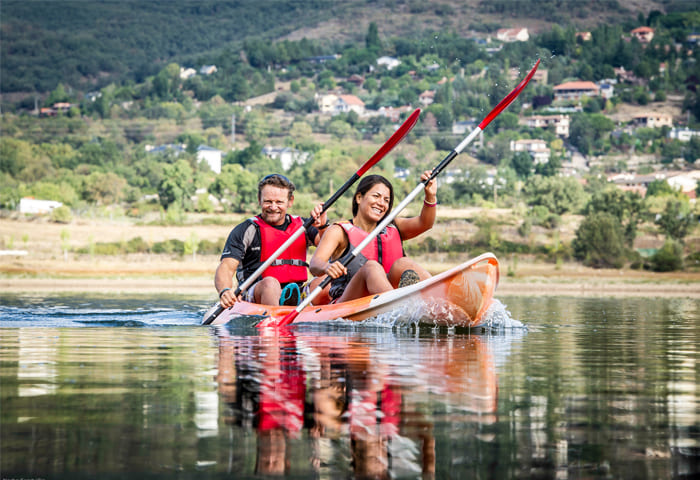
[1,293,698,479]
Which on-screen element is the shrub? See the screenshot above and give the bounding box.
[650,239,684,272]
[572,212,626,268]
[50,205,73,224]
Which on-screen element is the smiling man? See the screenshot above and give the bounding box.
[215,174,328,307]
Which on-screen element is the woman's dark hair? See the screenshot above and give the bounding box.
[352,175,394,220]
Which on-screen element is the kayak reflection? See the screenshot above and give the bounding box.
[214,328,499,477]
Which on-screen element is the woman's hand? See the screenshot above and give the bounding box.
[421,170,437,204]
[324,261,347,279]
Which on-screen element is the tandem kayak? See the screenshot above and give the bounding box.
[204,252,500,328]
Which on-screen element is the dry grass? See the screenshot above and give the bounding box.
[1,212,698,297]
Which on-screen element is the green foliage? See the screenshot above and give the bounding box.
[208,164,258,212]
[50,205,73,224]
[655,198,695,241]
[158,160,195,210]
[572,212,626,268]
[650,239,684,272]
[523,175,587,215]
[584,187,647,246]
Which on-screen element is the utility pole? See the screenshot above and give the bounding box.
[231,114,236,144]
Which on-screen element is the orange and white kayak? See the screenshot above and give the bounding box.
[205,253,499,328]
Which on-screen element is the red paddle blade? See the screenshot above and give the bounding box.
[357,108,420,176]
[479,59,540,130]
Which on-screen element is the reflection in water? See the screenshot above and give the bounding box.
[1,294,698,478]
[214,326,504,478]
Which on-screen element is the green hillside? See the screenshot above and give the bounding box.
[3,0,697,97]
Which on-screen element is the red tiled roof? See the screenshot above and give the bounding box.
[553,81,599,91]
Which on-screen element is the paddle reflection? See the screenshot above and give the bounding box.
[214,327,498,478]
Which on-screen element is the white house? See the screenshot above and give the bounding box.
[262,146,309,171]
[553,81,599,101]
[510,139,551,164]
[496,28,529,42]
[317,94,365,116]
[669,128,700,142]
[521,115,570,137]
[376,56,401,70]
[633,113,673,129]
[180,67,197,80]
[197,145,222,174]
[419,90,435,106]
[19,197,63,214]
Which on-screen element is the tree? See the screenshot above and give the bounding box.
[158,160,195,210]
[656,198,695,242]
[83,172,128,205]
[511,151,534,179]
[523,175,587,215]
[572,212,626,268]
[366,22,381,50]
[585,187,647,246]
[208,164,258,212]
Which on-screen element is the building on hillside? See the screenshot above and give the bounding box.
[509,67,548,85]
[336,95,365,116]
[419,90,435,106]
[553,81,599,101]
[347,74,365,87]
[317,94,365,115]
[496,28,529,42]
[262,146,309,171]
[667,171,700,199]
[180,67,197,80]
[521,114,570,137]
[631,26,654,43]
[200,65,217,75]
[306,54,341,64]
[196,145,222,174]
[632,113,673,129]
[609,171,698,199]
[377,105,413,123]
[146,144,186,156]
[510,139,550,164]
[669,128,700,142]
[576,31,592,41]
[19,197,63,215]
[599,82,615,100]
[376,56,401,70]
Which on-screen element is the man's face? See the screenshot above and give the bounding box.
[259,185,293,226]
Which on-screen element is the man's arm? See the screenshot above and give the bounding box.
[215,257,240,308]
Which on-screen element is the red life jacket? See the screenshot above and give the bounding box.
[338,221,404,274]
[253,215,308,284]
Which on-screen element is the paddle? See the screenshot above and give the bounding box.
[272,59,540,328]
[201,107,421,325]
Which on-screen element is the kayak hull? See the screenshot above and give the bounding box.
[205,253,500,328]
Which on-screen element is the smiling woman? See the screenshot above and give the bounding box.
[308,173,437,304]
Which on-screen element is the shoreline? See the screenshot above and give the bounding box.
[3,273,699,299]
[2,253,699,299]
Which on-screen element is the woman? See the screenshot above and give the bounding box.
[309,172,437,303]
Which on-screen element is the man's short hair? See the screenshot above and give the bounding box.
[258,174,296,200]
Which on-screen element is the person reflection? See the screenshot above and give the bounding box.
[215,331,497,479]
[216,330,304,476]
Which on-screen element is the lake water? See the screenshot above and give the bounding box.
[1,293,698,479]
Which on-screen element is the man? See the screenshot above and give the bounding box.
[215,174,328,307]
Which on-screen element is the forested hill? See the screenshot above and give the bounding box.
[2,0,695,97]
[1,0,335,94]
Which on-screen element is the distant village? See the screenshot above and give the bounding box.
[21,24,700,215]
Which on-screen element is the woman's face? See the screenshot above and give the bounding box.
[355,183,391,223]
